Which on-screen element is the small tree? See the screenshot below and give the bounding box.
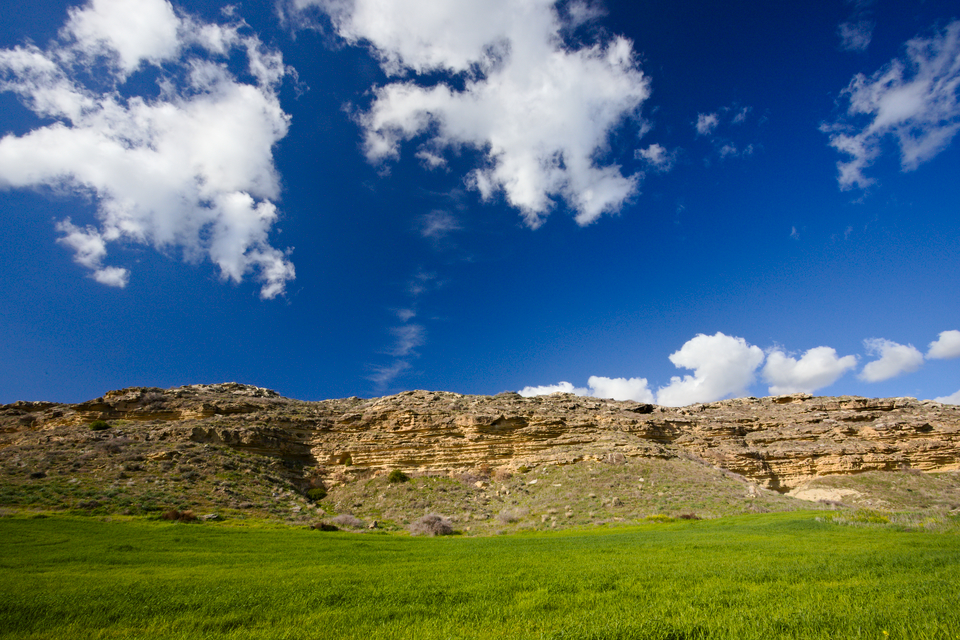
[387,469,409,484]
[305,487,327,502]
[89,420,111,431]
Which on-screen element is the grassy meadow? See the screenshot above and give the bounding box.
[1,512,959,639]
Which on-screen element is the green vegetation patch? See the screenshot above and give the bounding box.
[1,511,958,639]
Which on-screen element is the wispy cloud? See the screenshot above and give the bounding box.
[837,0,875,52]
[395,308,417,322]
[693,104,758,162]
[0,0,294,298]
[290,0,650,228]
[368,268,442,389]
[822,20,960,190]
[388,324,425,357]
[407,270,440,297]
[367,360,412,387]
[838,20,874,52]
[418,210,462,242]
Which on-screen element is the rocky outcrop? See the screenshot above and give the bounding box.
[1,384,958,491]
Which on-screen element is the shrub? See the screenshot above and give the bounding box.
[848,509,890,524]
[498,508,528,524]
[95,438,130,454]
[89,420,111,431]
[387,469,409,484]
[161,509,197,522]
[644,514,674,523]
[331,514,365,529]
[409,514,453,536]
[305,487,327,501]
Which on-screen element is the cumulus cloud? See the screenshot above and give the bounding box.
[0,0,294,298]
[927,330,960,359]
[822,20,960,190]
[519,381,589,397]
[293,0,649,228]
[859,338,924,382]
[587,376,655,402]
[935,389,960,405]
[762,346,858,395]
[656,333,765,406]
[519,376,653,402]
[635,143,678,172]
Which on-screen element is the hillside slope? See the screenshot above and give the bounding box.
[2,383,958,530]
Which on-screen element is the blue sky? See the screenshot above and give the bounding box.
[1,0,958,405]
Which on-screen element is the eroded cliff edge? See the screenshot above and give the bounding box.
[3,383,958,492]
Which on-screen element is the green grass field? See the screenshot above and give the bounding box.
[1,512,958,639]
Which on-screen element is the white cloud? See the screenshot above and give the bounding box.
[935,389,960,405]
[635,143,677,173]
[519,376,653,402]
[838,20,874,52]
[563,0,606,28]
[55,219,131,288]
[731,106,751,124]
[368,320,425,388]
[656,332,765,406]
[395,308,416,322]
[389,323,425,357]
[294,0,649,228]
[586,376,654,402]
[927,330,960,359]
[519,381,589,397]
[822,20,960,190]
[367,360,412,387]
[762,346,858,395]
[419,210,461,241]
[0,0,294,298]
[65,0,181,75]
[695,112,719,136]
[859,338,924,382]
[92,265,131,288]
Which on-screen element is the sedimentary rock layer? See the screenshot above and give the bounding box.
[2,383,958,491]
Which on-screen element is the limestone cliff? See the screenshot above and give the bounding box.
[2,383,958,491]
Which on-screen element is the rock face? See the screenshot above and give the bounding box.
[2,384,958,491]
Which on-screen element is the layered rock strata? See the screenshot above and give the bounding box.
[2,383,958,491]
